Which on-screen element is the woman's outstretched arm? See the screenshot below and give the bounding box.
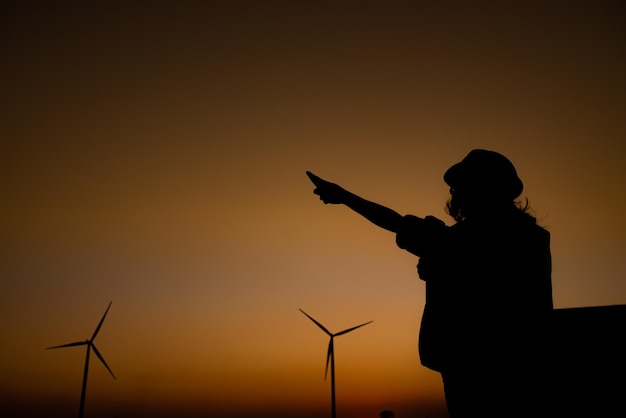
[306,171,403,233]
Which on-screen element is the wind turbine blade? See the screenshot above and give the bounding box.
[324,339,333,381]
[299,309,332,336]
[46,341,88,350]
[334,320,373,337]
[91,344,116,379]
[91,301,112,340]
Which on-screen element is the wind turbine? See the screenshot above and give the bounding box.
[299,308,372,418]
[47,301,116,418]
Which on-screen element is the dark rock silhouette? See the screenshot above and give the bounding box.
[552,304,626,417]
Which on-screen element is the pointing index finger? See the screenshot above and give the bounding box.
[306,171,323,186]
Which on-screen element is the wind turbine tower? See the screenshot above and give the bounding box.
[299,308,372,418]
[47,301,116,418]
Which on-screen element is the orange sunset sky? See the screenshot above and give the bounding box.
[2,1,625,418]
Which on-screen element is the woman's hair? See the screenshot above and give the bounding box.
[446,194,537,224]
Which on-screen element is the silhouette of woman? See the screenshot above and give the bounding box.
[307,149,553,418]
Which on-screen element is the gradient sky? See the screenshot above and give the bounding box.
[2,2,625,418]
